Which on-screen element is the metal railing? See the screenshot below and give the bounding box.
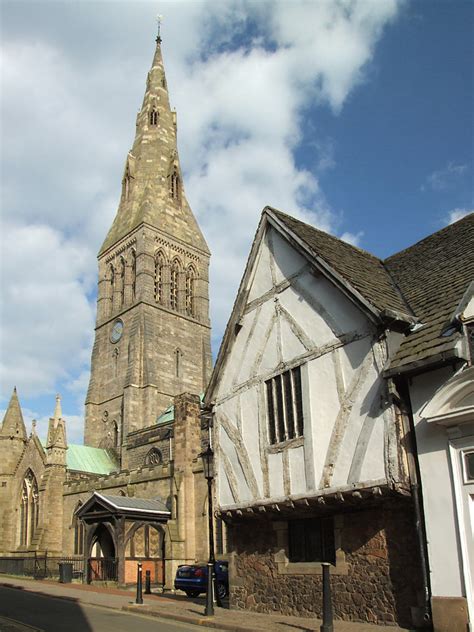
[87,557,117,582]
[0,554,85,580]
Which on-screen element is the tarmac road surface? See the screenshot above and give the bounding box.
[0,585,217,632]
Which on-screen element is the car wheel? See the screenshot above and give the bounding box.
[216,582,228,600]
[185,590,201,598]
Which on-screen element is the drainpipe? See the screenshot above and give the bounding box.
[393,377,432,626]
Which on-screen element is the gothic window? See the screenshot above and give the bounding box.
[130,249,136,300]
[118,257,125,306]
[145,448,162,466]
[107,264,115,315]
[170,258,180,311]
[112,420,119,448]
[73,504,84,556]
[185,265,196,317]
[170,169,180,203]
[265,365,304,445]
[19,470,39,547]
[154,251,165,304]
[149,109,158,126]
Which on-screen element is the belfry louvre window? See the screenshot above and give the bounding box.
[288,517,335,564]
[265,366,304,444]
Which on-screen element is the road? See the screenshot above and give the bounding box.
[0,585,216,632]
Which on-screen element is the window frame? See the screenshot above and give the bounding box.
[265,365,304,446]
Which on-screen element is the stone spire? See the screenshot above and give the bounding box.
[0,387,27,440]
[99,34,209,256]
[53,393,62,427]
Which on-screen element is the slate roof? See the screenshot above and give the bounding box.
[96,493,169,514]
[271,209,411,317]
[67,444,119,475]
[385,213,474,371]
[270,208,474,374]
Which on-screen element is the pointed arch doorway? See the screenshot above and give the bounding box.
[76,491,170,585]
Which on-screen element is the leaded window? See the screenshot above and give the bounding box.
[19,470,39,547]
[288,517,335,564]
[265,366,304,444]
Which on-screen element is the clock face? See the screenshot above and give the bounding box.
[110,319,124,343]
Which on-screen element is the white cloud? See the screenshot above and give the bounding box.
[446,208,473,224]
[340,231,364,247]
[423,161,468,191]
[0,405,84,446]
[0,1,402,423]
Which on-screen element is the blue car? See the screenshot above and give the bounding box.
[174,560,228,599]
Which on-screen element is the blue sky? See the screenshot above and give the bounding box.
[1,0,472,444]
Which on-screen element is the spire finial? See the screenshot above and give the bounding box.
[53,393,62,424]
[156,14,163,43]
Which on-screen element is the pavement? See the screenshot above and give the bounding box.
[0,576,414,632]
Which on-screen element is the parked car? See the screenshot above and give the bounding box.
[174,560,228,599]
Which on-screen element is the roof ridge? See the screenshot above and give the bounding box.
[385,212,474,263]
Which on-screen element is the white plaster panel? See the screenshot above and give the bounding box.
[280,316,308,361]
[258,317,280,375]
[279,284,332,347]
[358,406,386,483]
[289,446,307,495]
[268,452,285,498]
[338,337,372,391]
[240,387,264,494]
[219,426,252,503]
[247,233,273,302]
[307,353,340,486]
[331,359,383,487]
[216,397,239,430]
[411,366,464,597]
[218,460,235,507]
[297,270,368,334]
[270,228,306,284]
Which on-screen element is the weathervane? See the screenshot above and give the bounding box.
[156,14,163,42]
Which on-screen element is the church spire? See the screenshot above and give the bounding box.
[0,387,27,440]
[99,29,209,256]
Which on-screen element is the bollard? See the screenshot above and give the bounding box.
[135,562,143,604]
[145,569,151,594]
[320,563,333,632]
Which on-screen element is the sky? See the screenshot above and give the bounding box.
[1,0,473,445]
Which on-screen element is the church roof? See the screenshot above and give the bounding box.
[67,444,119,474]
[96,493,169,515]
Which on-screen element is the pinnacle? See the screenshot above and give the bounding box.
[1,387,27,439]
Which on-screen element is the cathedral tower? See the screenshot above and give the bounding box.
[84,34,212,454]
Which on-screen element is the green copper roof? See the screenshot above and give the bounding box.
[155,394,204,426]
[67,444,119,475]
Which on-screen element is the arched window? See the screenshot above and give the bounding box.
[112,420,119,448]
[145,448,162,466]
[154,251,165,304]
[149,109,158,126]
[107,264,115,315]
[185,265,196,317]
[130,249,136,300]
[20,470,38,547]
[170,169,180,202]
[118,257,125,306]
[170,259,180,311]
[73,503,84,556]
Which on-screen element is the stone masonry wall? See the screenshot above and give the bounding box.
[228,501,423,628]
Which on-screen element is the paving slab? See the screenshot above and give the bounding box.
[0,577,414,632]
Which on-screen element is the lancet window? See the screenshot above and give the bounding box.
[73,503,84,556]
[170,169,180,202]
[19,470,39,547]
[185,265,196,317]
[130,249,136,300]
[118,256,125,306]
[149,109,158,126]
[154,251,165,304]
[175,348,182,377]
[170,259,180,311]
